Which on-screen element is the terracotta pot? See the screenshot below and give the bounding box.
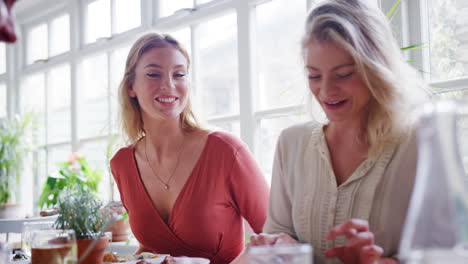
[77,237,109,264]
[107,218,129,242]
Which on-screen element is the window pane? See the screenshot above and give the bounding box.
[256,0,307,110]
[159,0,193,18]
[47,145,72,176]
[21,73,46,146]
[115,0,141,33]
[198,13,239,117]
[50,14,70,56]
[27,24,48,64]
[429,0,468,81]
[78,54,109,139]
[80,139,110,201]
[256,112,309,183]
[196,0,212,5]
[0,83,6,118]
[209,121,240,139]
[86,0,111,43]
[110,45,131,133]
[0,43,5,74]
[35,148,48,198]
[48,64,71,144]
[169,27,191,57]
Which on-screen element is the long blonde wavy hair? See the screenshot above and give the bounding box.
[118,33,202,144]
[303,0,429,157]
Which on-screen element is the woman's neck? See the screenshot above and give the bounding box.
[143,117,186,159]
[324,119,367,147]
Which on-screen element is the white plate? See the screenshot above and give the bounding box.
[107,256,209,264]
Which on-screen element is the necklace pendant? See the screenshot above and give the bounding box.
[164,184,169,190]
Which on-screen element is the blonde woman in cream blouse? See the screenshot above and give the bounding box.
[249,0,429,263]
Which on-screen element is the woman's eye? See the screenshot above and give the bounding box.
[146,73,160,78]
[336,72,354,79]
[174,73,185,78]
[308,75,321,80]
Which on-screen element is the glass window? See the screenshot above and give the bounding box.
[0,83,6,118]
[256,0,307,110]
[209,121,240,138]
[170,27,191,57]
[198,13,239,117]
[196,0,212,5]
[27,24,48,64]
[159,0,193,18]
[48,64,71,144]
[429,0,468,81]
[86,0,111,43]
[21,73,46,146]
[80,139,110,201]
[110,45,131,133]
[50,14,70,57]
[115,0,141,33]
[35,148,48,193]
[0,43,5,74]
[78,54,109,139]
[256,112,309,183]
[47,145,72,176]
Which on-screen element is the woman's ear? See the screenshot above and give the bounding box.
[128,85,137,98]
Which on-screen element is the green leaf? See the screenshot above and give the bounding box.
[386,0,401,21]
[401,44,429,51]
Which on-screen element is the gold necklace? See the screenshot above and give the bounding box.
[144,135,185,190]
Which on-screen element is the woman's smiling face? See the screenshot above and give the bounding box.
[306,40,371,125]
[129,46,190,122]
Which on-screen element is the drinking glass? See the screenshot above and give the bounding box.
[30,229,77,264]
[248,244,313,264]
[22,221,55,258]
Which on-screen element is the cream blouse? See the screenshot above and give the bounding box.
[264,121,418,263]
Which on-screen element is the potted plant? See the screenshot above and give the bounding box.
[0,113,33,218]
[38,152,102,210]
[102,201,129,242]
[55,189,110,264]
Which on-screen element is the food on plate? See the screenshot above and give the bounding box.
[103,252,119,262]
[103,251,162,263]
[136,260,151,264]
[138,252,160,259]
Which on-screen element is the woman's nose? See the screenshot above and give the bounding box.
[161,77,175,89]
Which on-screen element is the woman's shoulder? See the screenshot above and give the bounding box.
[110,145,134,167]
[207,130,247,152]
[278,121,321,144]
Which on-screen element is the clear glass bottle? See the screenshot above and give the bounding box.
[399,100,468,263]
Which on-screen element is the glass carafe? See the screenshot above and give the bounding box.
[400,100,468,263]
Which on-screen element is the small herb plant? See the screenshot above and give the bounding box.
[55,189,108,240]
[38,153,102,209]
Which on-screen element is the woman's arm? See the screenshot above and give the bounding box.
[227,143,270,233]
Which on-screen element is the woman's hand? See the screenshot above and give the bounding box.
[325,219,394,264]
[249,232,298,246]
